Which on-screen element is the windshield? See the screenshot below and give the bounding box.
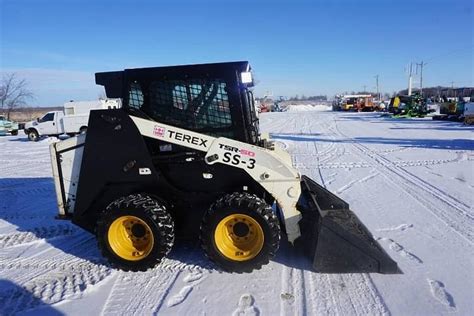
[346,98,357,104]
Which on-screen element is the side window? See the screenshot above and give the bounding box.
[40,113,55,122]
[129,82,144,109]
[64,107,74,115]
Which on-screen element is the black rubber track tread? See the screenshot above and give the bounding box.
[97,193,174,271]
[200,192,280,273]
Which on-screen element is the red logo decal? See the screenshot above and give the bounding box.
[153,126,166,137]
[239,149,256,157]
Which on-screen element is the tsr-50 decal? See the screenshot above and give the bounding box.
[219,144,256,169]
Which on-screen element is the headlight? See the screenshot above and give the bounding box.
[241,72,253,84]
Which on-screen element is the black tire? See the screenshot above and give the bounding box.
[79,126,87,134]
[27,129,39,142]
[11,130,18,136]
[97,193,174,271]
[200,192,280,273]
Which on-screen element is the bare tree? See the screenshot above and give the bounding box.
[0,73,34,119]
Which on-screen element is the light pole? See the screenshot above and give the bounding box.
[416,61,427,96]
[407,63,413,96]
[375,75,380,101]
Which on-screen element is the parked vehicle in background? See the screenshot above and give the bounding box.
[426,99,440,113]
[388,93,428,117]
[433,97,466,121]
[0,115,19,136]
[335,95,375,112]
[463,101,474,125]
[24,99,120,141]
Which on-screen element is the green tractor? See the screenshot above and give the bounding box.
[388,93,428,118]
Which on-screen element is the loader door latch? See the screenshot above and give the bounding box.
[139,168,152,175]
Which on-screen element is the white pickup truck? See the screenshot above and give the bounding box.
[24,99,120,141]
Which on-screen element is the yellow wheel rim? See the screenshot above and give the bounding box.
[107,215,154,261]
[214,214,264,261]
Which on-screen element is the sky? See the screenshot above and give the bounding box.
[1,0,473,106]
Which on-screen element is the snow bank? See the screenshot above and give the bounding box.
[285,104,332,112]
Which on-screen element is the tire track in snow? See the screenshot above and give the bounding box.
[102,246,211,315]
[354,143,473,243]
[0,224,78,249]
[304,271,337,315]
[280,266,306,316]
[275,113,391,316]
[333,118,474,245]
[0,234,111,315]
[336,171,378,194]
[0,233,104,284]
[0,265,111,315]
[303,272,390,316]
[295,156,464,170]
[101,270,181,315]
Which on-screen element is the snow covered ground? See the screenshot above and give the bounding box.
[0,110,473,315]
[284,103,332,112]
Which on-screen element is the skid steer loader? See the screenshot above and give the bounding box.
[50,61,400,273]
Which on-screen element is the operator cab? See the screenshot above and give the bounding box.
[96,61,260,145]
[95,61,262,196]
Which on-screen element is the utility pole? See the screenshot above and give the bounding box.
[407,63,413,96]
[375,75,380,101]
[416,61,427,96]
[363,85,367,93]
[450,81,455,98]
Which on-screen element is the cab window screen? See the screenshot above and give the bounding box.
[148,79,232,130]
[129,82,144,109]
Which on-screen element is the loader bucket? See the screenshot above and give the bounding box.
[297,175,401,274]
